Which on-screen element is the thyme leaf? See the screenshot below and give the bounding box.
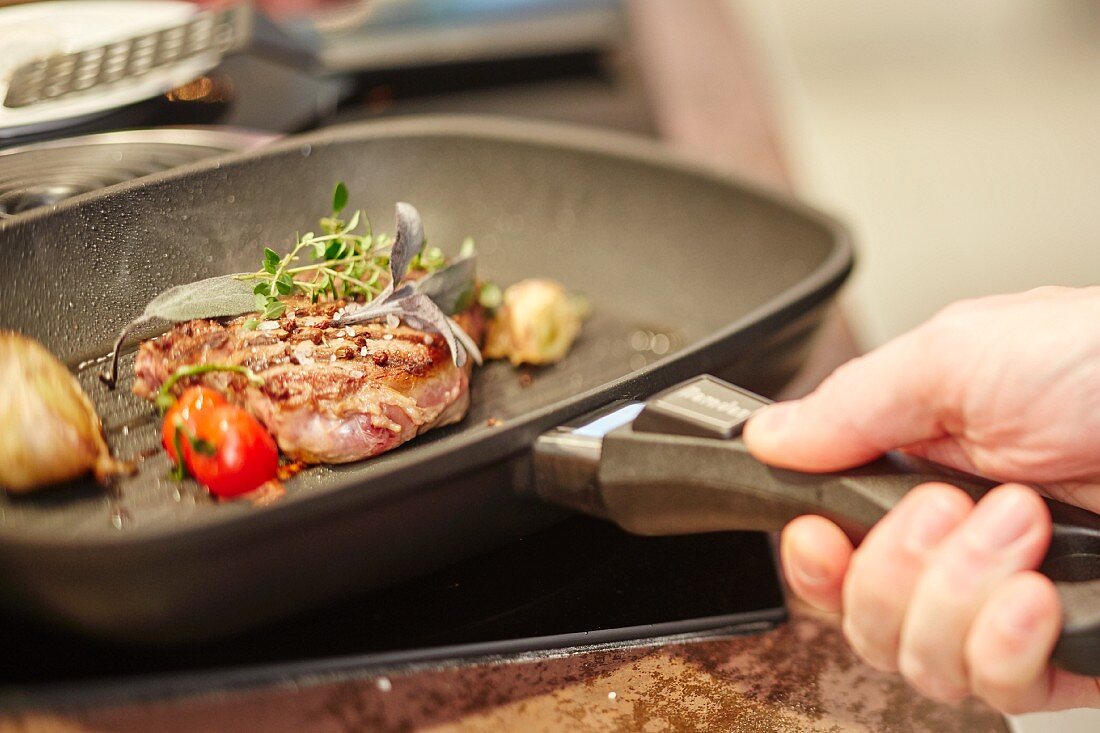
[332,181,349,214]
[235,185,403,315]
[477,282,503,311]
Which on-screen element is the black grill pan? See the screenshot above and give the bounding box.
[0,117,851,642]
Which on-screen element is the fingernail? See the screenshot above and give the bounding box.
[996,589,1045,637]
[753,402,798,434]
[904,495,958,553]
[971,489,1034,549]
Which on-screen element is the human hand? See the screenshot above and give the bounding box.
[742,286,1100,713]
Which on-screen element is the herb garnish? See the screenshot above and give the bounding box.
[330,202,482,368]
[155,364,265,412]
[234,183,447,321]
[103,184,481,388]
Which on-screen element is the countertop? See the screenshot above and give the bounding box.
[0,603,1004,732]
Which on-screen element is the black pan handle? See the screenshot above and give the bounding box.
[532,375,1100,676]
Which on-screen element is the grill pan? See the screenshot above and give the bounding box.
[0,116,847,643]
[0,117,850,643]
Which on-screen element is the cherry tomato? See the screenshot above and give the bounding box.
[184,405,279,498]
[161,386,227,463]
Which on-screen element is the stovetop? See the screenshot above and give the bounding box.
[0,1,786,702]
[0,518,784,706]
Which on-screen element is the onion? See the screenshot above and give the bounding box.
[0,331,131,492]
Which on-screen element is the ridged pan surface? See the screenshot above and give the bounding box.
[0,116,851,548]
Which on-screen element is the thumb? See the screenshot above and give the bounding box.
[743,329,950,472]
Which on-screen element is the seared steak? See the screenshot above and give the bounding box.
[133,298,484,463]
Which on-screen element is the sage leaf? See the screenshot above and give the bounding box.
[335,289,480,368]
[103,274,257,388]
[138,274,257,323]
[415,255,476,315]
[390,203,422,288]
[447,315,483,367]
[386,292,470,368]
[331,204,482,367]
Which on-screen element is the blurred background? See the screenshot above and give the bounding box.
[734,0,1100,348]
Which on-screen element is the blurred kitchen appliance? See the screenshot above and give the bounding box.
[0,127,276,219]
[0,1,251,138]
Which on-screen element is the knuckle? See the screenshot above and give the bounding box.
[898,650,969,704]
[931,296,985,324]
[1023,284,1070,300]
[927,546,987,596]
[841,615,897,672]
[920,300,989,353]
[967,660,1011,701]
[845,566,903,620]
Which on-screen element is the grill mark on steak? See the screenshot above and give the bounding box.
[133,297,484,464]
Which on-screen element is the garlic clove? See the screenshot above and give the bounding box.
[484,279,583,367]
[0,331,132,493]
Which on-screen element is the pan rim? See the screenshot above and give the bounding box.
[0,114,854,550]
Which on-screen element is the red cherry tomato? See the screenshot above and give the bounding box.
[184,405,279,498]
[161,386,227,463]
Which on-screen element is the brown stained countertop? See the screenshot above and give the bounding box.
[0,2,1009,732]
[0,604,1006,732]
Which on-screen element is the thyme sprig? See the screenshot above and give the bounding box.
[235,182,445,323]
[155,363,265,412]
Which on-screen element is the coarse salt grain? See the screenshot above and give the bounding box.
[360,346,368,357]
[259,321,281,331]
[383,333,394,341]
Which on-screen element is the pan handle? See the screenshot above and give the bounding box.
[533,375,1100,676]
